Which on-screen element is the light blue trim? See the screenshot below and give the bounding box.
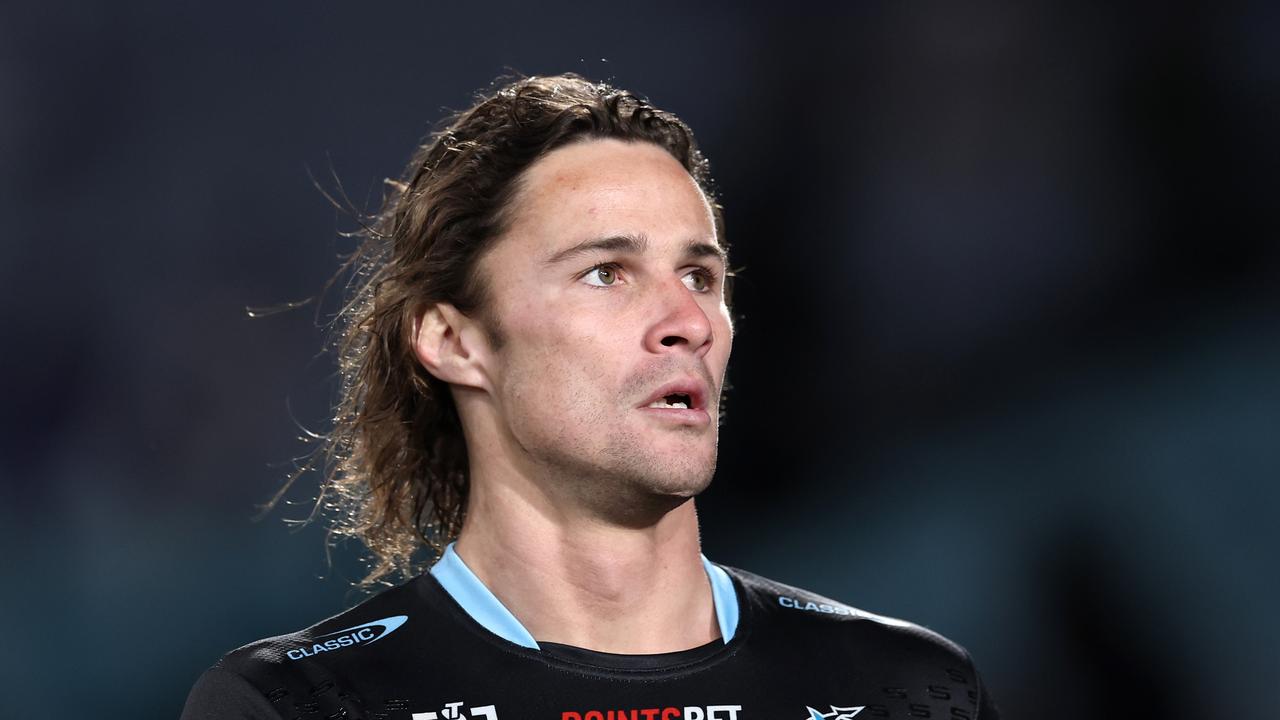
[430,543,540,649]
[430,543,740,648]
[702,556,739,643]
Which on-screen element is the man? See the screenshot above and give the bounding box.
[182,74,999,720]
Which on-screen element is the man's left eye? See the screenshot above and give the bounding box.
[582,264,619,287]
[682,269,712,292]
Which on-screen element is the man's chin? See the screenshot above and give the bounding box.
[578,455,712,522]
[602,483,704,528]
[629,458,716,500]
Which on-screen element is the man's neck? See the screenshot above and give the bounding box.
[452,474,719,654]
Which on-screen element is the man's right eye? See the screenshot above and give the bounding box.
[582,264,620,287]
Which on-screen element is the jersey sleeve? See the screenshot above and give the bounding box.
[179,666,282,720]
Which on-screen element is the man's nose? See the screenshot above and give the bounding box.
[642,278,714,357]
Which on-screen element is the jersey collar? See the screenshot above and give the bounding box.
[429,542,739,651]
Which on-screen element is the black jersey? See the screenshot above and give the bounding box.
[182,547,998,720]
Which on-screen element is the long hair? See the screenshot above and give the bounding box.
[298,74,724,587]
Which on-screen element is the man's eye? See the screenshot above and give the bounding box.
[583,264,619,287]
[682,269,714,293]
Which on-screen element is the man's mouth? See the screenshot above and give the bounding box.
[639,379,708,413]
[638,379,712,427]
[647,393,693,410]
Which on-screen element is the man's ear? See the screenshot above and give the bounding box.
[411,303,491,390]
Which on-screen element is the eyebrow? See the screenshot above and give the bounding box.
[544,234,648,265]
[543,233,728,267]
[685,240,729,266]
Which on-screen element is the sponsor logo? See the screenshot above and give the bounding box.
[778,596,855,616]
[285,615,408,661]
[804,706,864,720]
[562,706,741,720]
[413,701,497,720]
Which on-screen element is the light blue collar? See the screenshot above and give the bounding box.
[430,542,739,650]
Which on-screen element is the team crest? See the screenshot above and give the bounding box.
[804,706,864,720]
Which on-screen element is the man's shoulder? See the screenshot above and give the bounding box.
[182,574,446,719]
[722,565,1000,718]
[216,575,428,671]
[721,564,972,664]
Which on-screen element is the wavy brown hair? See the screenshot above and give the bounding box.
[294,74,725,587]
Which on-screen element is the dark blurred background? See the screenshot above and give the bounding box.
[2,1,1277,717]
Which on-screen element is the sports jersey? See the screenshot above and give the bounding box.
[182,545,998,719]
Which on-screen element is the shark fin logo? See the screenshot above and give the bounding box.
[805,706,864,720]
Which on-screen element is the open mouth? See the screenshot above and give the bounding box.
[648,393,693,410]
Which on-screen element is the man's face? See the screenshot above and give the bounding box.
[472,138,733,513]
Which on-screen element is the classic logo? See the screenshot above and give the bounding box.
[804,706,864,720]
[413,701,498,720]
[285,615,408,660]
[562,706,741,720]
[777,596,855,616]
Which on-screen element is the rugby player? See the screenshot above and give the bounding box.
[181,74,999,720]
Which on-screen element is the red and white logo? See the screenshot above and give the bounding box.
[562,705,741,720]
